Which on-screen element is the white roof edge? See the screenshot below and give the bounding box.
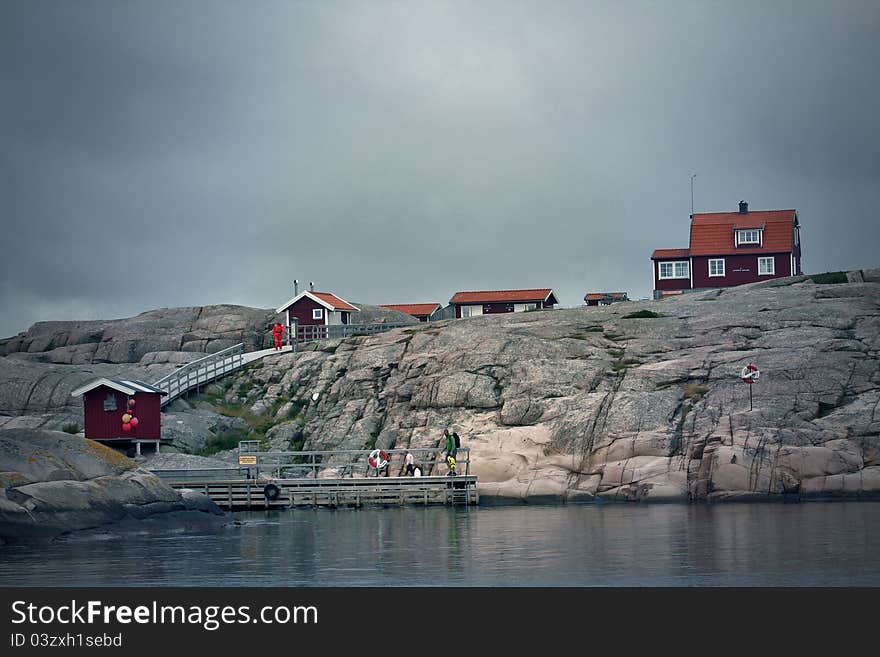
[70,378,137,398]
[276,291,359,313]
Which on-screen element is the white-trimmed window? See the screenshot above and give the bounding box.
[708,258,725,277]
[312,308,323,320]
[736,229,761,246]
[658,261,689,279]
[758,257,775,276]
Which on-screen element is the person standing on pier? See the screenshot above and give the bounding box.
[443,428,458,460]
[404,450,415,476]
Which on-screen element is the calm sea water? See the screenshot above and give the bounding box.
[2,502,879,586]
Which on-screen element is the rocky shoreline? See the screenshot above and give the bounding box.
[0,272,878,509]
[0,429,227,543]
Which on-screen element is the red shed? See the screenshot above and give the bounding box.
[275,290,360,340]
[379,303,442,322]
[70,378,166,455]
[449,288,558,318]
[584,292,628,307]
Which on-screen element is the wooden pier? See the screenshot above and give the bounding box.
[162,475,478,509]
[152,446,478,509]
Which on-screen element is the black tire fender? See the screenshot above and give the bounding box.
[263,483,281,501]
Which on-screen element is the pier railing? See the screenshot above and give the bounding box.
[237,444,470,479]
[153,343,244,407]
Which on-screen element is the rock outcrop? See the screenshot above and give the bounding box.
[208,271,880,503]
[0,429,225,541]
[1,273,878,504]
[0,304,276,364]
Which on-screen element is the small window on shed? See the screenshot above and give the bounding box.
[312,308,323,320]
[103,393,117,411]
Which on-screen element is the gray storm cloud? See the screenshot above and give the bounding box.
[1,0,878,337]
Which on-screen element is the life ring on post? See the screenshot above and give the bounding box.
[263,483,281,501]
[368,449,389,469]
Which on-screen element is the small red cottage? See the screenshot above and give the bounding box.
[449,288,558,318]
[379,303,442,322]
[651,201,802,298]
[584,292,628,306]
[70,378,167,455]
[275,290,360,339]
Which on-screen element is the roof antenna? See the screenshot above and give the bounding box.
[690,173,697,221]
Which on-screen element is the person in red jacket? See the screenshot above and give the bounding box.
[272,322,284,350]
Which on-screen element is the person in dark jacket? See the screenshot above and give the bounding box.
[443,428,459,459]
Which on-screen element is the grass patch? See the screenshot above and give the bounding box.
[683,384,708,401]
[810,271,848,284]
[611,360,628,372]
[623,310,662,319]
[61,423,79,434]
[201,428,249,455]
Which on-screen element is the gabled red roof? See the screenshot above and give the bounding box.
[584,292,627,301]
[651,248,690,260]
[690,209,796,256]
[380,303,441,317]
[275,291,360,313]
[450,288,557,304]
[311,292,359,311]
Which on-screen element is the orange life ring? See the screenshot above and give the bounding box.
[368,449,389,469]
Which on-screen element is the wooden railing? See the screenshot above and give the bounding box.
[295,322,411,343]
[153,343,244,407]
[236,445,470,479]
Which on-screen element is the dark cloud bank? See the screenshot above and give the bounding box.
[2,0,878,337]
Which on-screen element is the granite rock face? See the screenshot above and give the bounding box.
[0,429,224,541]
[1,276,878,503]
[213,274,880,502]
[0,304,276,364]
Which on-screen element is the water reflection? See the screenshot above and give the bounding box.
[1,502,878,587]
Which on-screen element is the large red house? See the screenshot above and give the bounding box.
[70,378,166,455]
[449,288,558,318]
[275,290,359,338]
[651,201,802,297]
[380,303,442,322]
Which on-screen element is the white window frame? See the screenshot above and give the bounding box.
[708,258,725,278]
[758,257,775,276]
[658,260,689,280]
[736,229,762,246]
[312,308,323,320]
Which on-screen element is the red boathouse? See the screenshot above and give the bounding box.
[70,378,167,455]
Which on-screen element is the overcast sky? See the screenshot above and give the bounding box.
[2,0,878,338]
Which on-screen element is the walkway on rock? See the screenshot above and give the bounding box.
[153,344,292,408]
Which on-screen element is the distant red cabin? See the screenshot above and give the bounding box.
[584,292,628,307]
[380,303,442,322]
[651,201,802,298]
[275,291,360,338]
[70,378,166,454]
[449,288,558,318]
